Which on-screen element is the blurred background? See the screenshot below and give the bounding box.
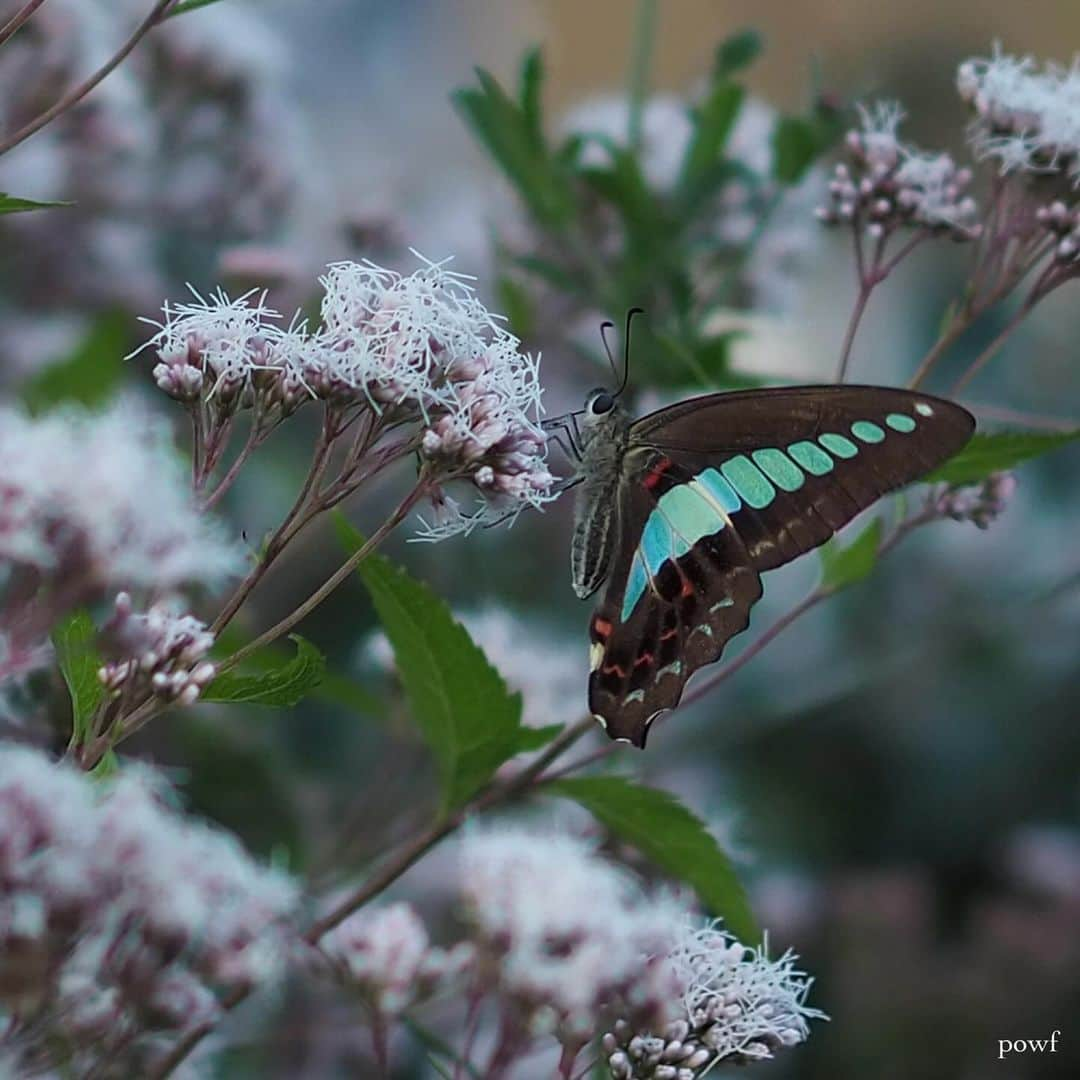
[2,1,1078,1077]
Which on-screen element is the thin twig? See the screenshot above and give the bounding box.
[0,0,47,49]
[950,300,1033,395]
[0,0,178,158]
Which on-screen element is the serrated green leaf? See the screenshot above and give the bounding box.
[679,84,744,204]
[0,193,72,215]
[203,636,325,706]
[819,518,882,591]
[713,29,764,78]
[925,430,1080,486]
[339,520,524,811]
[52,612,104,742]
[549,776,758,943]
[21,312,128,415]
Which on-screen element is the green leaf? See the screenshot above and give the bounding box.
[0,193,72,215]
[203,636,326,706]
[20,311,128,415]
[771,116,820,185]
[580,144,668,253]
[518,47,544,146]
[550,776,758,943]
[925,430,1080,486]
[339,520,524,810]
[90,750,119,781]
[679,84,745,203]
[166,0,226,16]
[496,274,535,338]
[52,612,104,742]
[819,517,883,591]
[713,28,764,78]
[513,723,564,752]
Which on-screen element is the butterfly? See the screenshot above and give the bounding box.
[549,316,975,748]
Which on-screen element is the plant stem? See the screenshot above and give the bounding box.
[0,0,179,158]
[835,277,873,383]
[219,477,430,674]
[0,0,47,48]
[950,300,1032,395]
[625,0,658,152]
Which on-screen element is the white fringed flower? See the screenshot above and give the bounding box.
[959,47,1080,184]
[98,593,217,707]
[0,402,242,593]
[460,825,689,1039]
[605,920,826,1078]
[0,743,297,1073]
[321,901,474,1015]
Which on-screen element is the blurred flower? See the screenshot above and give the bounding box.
[817,103,979,238]
[0,744,297,1073]
[366,605,584,729]
[0,0,308,379]
[460,824,688,1040]
[937,471,1017,529]
[320,901,473,1015]
[959,47,1080,183]
[97,593,217,707]
[604,921,826,1078]
[1036,199,1080,265]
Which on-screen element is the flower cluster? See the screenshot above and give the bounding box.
[1036,199,1080,265]
[959,48,1080,183]
[366,606,583,729]
[459,825,687,1041]
[0,745,297,1073]
[97,594,217,707]
[605,922,825,1078]
[140,255,557,536]
[320,901,473,1015]
[817,103,979,238]
[937,471,1017,529]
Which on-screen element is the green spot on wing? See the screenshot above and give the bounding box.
[886,412,917,433]
[751,448,804,491]
[657,483,726,544]
[721,455,775,508]
[787,440,834,476]
[851,420,885,444]
[819,433,858,459]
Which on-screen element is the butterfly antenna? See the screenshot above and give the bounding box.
[616,307,644,398]
[598,320,619,384]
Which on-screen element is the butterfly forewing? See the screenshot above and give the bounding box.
[586,385,975,745]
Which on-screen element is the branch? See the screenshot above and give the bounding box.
[0,0,47,49]
[0,0,178,158]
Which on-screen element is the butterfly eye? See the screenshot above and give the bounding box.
[589,391,615,416]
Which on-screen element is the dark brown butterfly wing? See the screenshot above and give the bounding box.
[587,386,974,746]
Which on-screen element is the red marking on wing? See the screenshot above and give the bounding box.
[633,652,654,668]
[601,663,627,677]
[643,457,673,491]
[680,577,695,598]
[592,617,613,640]
[659,627,678,641]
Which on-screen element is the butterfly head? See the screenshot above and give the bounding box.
[578,386,631,452]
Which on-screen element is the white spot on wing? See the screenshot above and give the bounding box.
[589,641,604,671]
[915,402,934,417]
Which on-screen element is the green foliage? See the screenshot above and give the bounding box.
[550,776,758,943]
[772,99,845,185]
[166,0,227,17]
[455,36,839,394]
[926,430,1080,486]
[819,518,882,591]
[203,636,326,707]
[20,312,129,415]
[339,521,539,811]
[0,193,72,215]
[52,612,105,742]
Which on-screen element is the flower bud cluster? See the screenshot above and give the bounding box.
[604,922,825,1078]
[958,49,1080,184]
[98,594,217,707]
[937,472,1017,529]
[1036,200,1080,264]
[320,901,474,1015]
[817,104,979,238]
[0,745,297,1074]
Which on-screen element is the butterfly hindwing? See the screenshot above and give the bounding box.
[586,385,975,745]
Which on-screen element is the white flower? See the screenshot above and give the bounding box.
[460,825,689,1038]
[0,401,242,595]
[320,901,473,1014]
[959,46,1080,184]
[605,920,826,1077]
[98,593,217,707]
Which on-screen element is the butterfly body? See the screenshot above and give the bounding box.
[569,384,975,748]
